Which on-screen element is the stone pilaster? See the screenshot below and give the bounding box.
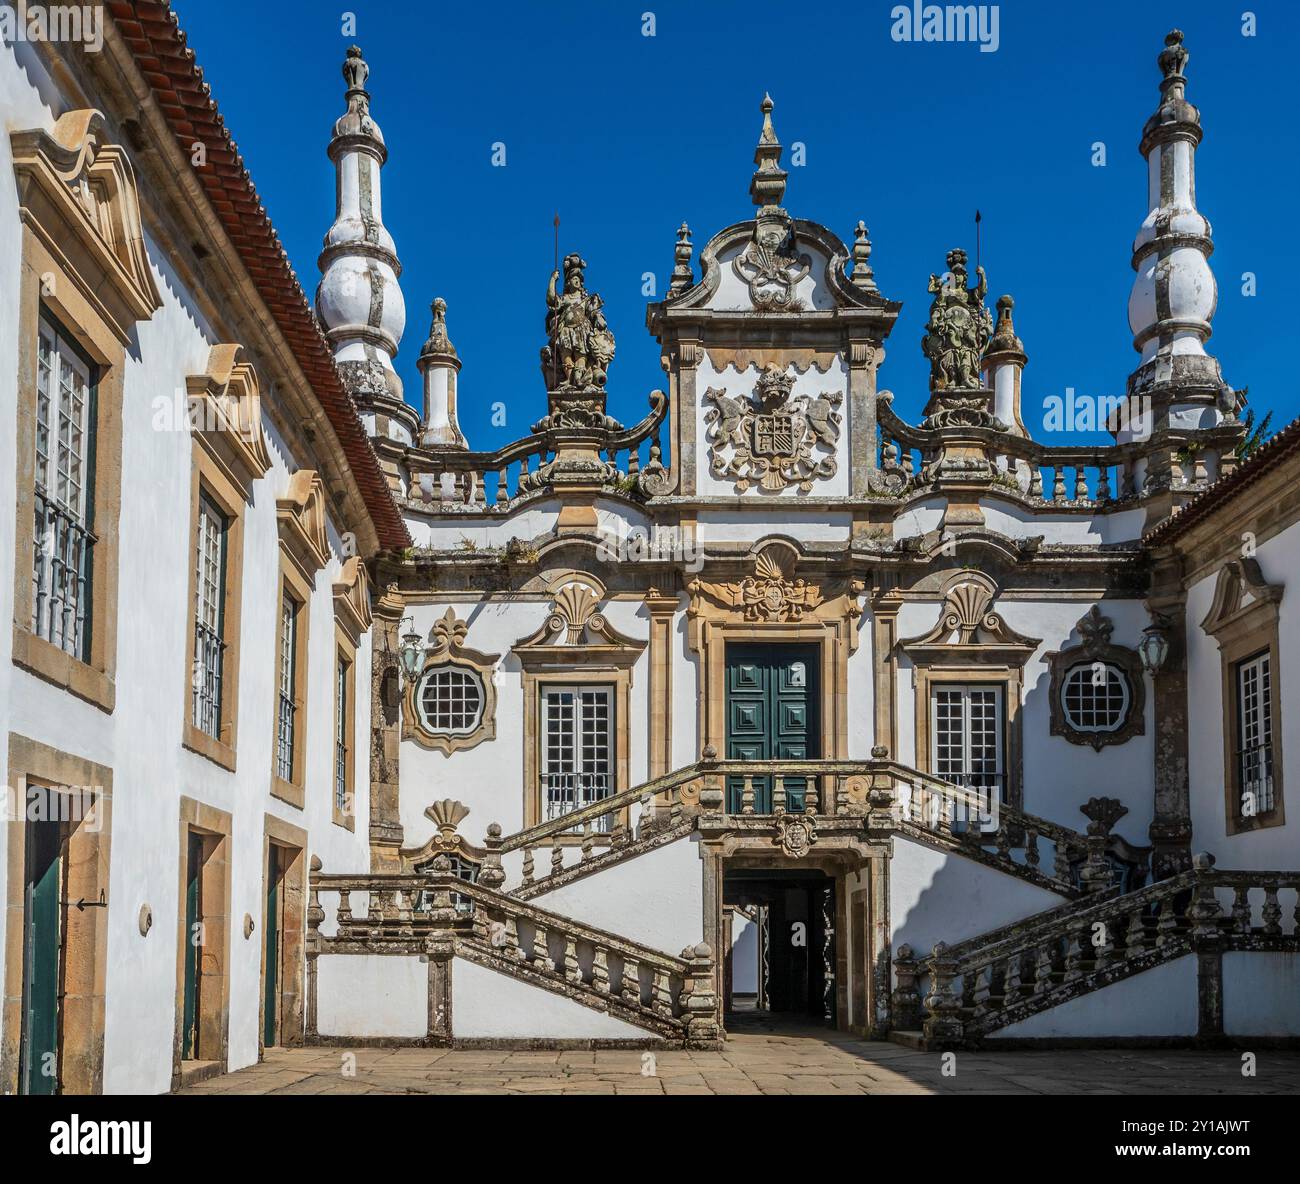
[369,583,406,870]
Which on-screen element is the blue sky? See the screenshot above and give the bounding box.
[171,0,1298,449]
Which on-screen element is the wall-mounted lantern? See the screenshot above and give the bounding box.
[398,616,426,683]
[1138,617,1171,675]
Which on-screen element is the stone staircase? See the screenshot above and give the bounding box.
[480,754,1108,903]
[307,867,720,1045]
[892,857,1300,1047]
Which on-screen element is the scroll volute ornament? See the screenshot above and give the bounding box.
[276,469,331,581]
[11,109,162,342]
[898,573,1040,667]
[186,344,272,499]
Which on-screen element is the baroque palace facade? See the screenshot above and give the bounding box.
[0,6,1297,1094]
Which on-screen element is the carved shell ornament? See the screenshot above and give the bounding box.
[704,363,843,493]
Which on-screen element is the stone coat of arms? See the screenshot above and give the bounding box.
[703,364,842,492]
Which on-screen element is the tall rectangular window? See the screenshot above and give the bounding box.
[32,316,95,660]
[335,653,350,815]
[192,492,228,739]
[931,684,1005,809]
[276,594,299,782]
[541,685,613,829]
[1235,652,1275,817]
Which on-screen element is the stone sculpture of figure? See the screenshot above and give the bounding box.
[921,248,993,392]
[540,253,616,391]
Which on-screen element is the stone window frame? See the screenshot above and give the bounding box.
[333,627,357,832]
[331,557,371,829]
[272,557,312,808]
[513,575,646,834]
[182,445,247,771]
[897,572,1041,811]
[9,111,164,713]
[172,797,232,1088]
[2,733,113,1095]
[1044,605,1146,751]
[403,606,500,755]
[272,471,331,808]
[1201,558,1285,835]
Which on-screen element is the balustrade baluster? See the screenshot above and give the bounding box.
[741,774,755,815]
[505,915,525,959]
[1029,466,1043,499]
[805,779,819,816]
[1052,839,1072,883]
[1025,829,1040,868]
[652,970,674,1017]
[773,774,787,815]
[1033,942,1054,994]
[1124,907,1147,957]
[994,826,1011,861]
[1231,885,1251,934]
[532,925,555,972]
[1262,886,1282,936]
[581,820,594,861]
[475,472,488,506]
[563,937,581,984]
[627,448,640,477]
[337,889,353,935]
[1070,468,1085,501]
[1063,923,1086,983]
[1093,913,1116,968]
[592,948,611,994]
[621,959,641,1006]
[970,964,992,1019]
[521,846,535,886]
[551,836,564,877]
[1001,953,1022,1003]
[1155,897,1179,947]
[1052,467,1066,501]
[1097,466,1111,502]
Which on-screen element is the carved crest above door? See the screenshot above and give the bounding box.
[703,364,842,493]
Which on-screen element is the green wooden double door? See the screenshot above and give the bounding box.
[725,643,820,813]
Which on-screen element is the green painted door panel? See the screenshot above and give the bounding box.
[22,818,64,1095]
[725,644,819,812]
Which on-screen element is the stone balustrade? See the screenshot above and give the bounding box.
[898,860,1300,1047]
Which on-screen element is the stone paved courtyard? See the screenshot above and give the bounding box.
[176,1025,1300,1095]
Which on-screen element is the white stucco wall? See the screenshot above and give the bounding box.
[317,956,428,1039]
[530,834,704,954]
[451,958,651,1039]
[1186,533,1300,868]
[1222,952,1300,1036]
[889,837,1067,958]
[0,40,375,1093]
[996,956,1199,1038]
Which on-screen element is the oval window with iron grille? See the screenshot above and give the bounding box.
[418,667,484,736]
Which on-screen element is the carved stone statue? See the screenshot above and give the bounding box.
[540,253,616,392]
[921,248,993,392]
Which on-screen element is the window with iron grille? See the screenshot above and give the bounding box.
[192,491,227,739]
[276,593,298,782]
[33,315,96,661]
[1060,662,1130,733]
[541,685,613,829]
[418,667,484,735]
[335,653,350,814]
[1235,652,1274,817]
[931,684,1005,811]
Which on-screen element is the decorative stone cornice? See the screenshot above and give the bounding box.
[277,469,332,582]
[513,575,646,667]
[185,344,272,499]
[897,571,1040,667]
[11,109,161,343]
[1200,557,1283,641]
[332,556,374,642]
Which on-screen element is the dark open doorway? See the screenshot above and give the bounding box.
[723,867,836,1028]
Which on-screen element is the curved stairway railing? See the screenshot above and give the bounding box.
[307,870,719,1044]
[897,862,1300,1047]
